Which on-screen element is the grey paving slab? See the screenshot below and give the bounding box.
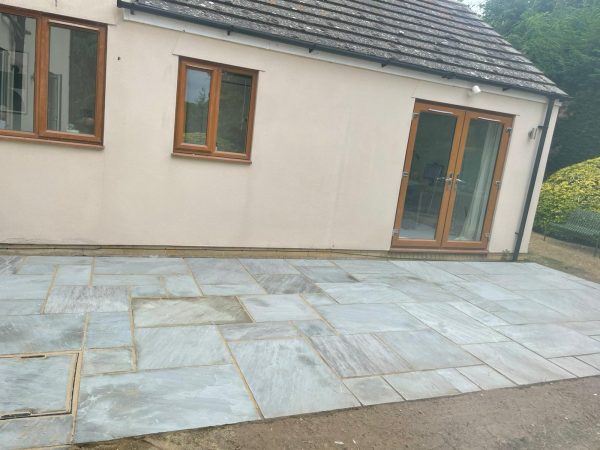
[577,353,600,370]
[294,319,335,336]
[75,365,259,443]
[477,299,571,325]
[0,255,22,275]
[463,342,574,385]
[384,371,461,400]
[254,274,321,294]
[230,339,359,418]
[381,279,465,303]
[83,348,133,376]
[495,324,600,358]
[135,325,230,370]
[298,266,356,283]
[401,303,507,345]
[45,286,129,314]
[343,376,403,406]
[239,258,299,275]
[18,263,56,275]
[187,258,256,284]
[484,274,587,291]
[424,261,487,275]
[310,334,411,377]
[0,274,52,300]
[549,357,600,377]
[55,265,91,286]
[0,314,84,355]
[391,261,462,283]
[86,312,132,349]
[563,321,600,336]
[94,257,188,275]
[448,302,508,327]
[219,322,300,341]
[1,354,75,415]
[130,285,168,298]
[463,262,537,275]
[164,275,201,297]
[334,259,405,274]
[317,303,426,334]
[133,297,250,327]
[377,329,480,370]
[317,282,411,304]
[0,299,43,315]
[436,368,480,393]
[241,294,319,321]
[92,274,161,286]
[0,415,73,450]
[302,293,336,306]
[199,283,265,296]
[26,256,92,265]
[516,289,600,321]
[457,365,515,390]
[454,281,524,301]
[288,259,335,267]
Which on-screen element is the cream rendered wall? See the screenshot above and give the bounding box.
[0,0,557,252]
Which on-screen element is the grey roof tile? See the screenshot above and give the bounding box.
[119,0,566,97]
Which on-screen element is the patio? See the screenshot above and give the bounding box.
[1,256,600,449]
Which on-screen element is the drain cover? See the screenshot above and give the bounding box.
[0,353,78,419]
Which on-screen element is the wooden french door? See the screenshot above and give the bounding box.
[392,101,513,250]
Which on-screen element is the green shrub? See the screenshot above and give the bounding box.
[535,156,600,230]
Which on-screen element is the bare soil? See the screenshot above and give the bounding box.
[77,377,600,450]
[526,232,600,283]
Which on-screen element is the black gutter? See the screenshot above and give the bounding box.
[512,97,556,261]
[116,0,567,99]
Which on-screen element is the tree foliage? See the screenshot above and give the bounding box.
[483,0,600,174]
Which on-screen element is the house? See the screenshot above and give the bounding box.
[0,0,566,257]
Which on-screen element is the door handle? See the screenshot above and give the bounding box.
[445,173,454,189]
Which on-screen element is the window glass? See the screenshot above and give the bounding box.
[184,68,211,146]
[47,25,98,135]
[216,71,252,153]
[0,12,36,132]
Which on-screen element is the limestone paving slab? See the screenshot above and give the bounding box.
[92,275,161,287]
[289,259,335,267]
[317,282,412,304]
[0,274,52,300]
[516,289,600,321]
[377,329,480,370]
[401,303,507,345]
[130,285,168,298]
[476,299,571,325]
[94,257,188,275]
[343,376,403,406]
[577,353,600,370]
[298,266,357,283]
[391,261,463,283]
[164,275,201,297]
[86,312,132,349]
[457,365,515,390]
[563,321,600,335]
[463,342,574,385]
[454,281,524,301]
[0,299,43,316]
[254,274,321,294]
[45,286,129,314]
[495,324,600,358]
[448,302,508,327]
[18,263,56,275]
[384,371,461,400]
[239,258,299,275]
[0,415,73,450]
[424,261,487,275]
[1,354,76,416]
[302,293,336,306]
[0,255,22,275]
[187,258,256,284]
[549,357,600,377]
[26,256,92,265]
[241,294,319,322]
[55,265,91,286]
[135,325,230,370]
[133,297,250,327]
[310,333,411,377]
[435,368,481,393]
[294,319,335,336]
[200,283,265,296]
[0,314,84,355]
[229,338,359,418]
[83,348,133,376]
[317,303,427,334]
[334,259,404,274]
[75,365,259,443]
[219,322,300,341]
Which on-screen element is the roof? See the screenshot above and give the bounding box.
[117,0,567,98]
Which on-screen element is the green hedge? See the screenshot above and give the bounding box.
[535,156,600,231]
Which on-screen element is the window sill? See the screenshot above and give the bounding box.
[0,134,104,150]
[172,152,252,164]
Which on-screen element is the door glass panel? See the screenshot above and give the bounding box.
[47,25,99,135]
[0,12,36,132]
[448,119,503,241]
[399,112,457,240]
[216,71,252,154]
[183,68,211,145]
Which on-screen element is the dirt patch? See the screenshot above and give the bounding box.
[77,376,600,450]
[526,232,600,283]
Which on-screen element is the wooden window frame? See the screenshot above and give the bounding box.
[0,5,106,146]
[174,57,258,162]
